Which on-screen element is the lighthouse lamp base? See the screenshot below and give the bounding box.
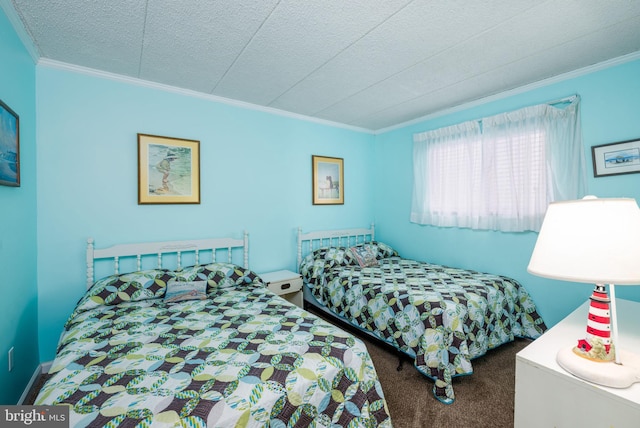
[556,347,640,388]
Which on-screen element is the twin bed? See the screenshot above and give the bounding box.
[35,233,391,427]
[297,225,547,404]
[35,225,546,425]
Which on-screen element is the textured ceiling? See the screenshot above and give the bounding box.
[7,0,640,131]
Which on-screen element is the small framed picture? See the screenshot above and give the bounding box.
[312,155,344,205]
[0,99,20,187]
[591,138,640,177]
[138,134,200,204]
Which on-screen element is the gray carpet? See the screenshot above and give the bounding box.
[361,334,530,428]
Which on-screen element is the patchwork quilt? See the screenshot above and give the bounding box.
[300,243,547,404]
[35,263,392,427]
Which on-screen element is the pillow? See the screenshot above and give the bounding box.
[76,269,172,312]
[350,245,379,267]
[369,241,398,259]
[299,252,326,289]
[164,279,207,303]
[172,262,261,291]
[201,262,261,289]
[313,246,357,268]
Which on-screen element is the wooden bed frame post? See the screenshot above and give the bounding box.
[243,230,249,269]
[86,238,94,289]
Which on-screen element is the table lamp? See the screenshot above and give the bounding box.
[528,196,640,388]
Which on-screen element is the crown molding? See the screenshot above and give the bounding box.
[37,58,374,135]
[30,45,640,136]
[374,50,640,135]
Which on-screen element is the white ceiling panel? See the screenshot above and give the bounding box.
[140,0,280,93]
[347,16,640,129]
[212,0,412,105]
[269,0,537,116]
[12,0,147,77]
[318,2,640,128]
[7,0,640,131]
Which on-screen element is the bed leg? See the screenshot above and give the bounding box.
[396,353,404,371]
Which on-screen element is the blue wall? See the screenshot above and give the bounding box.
[33,56,640,362]
[374,58,640,328]
[35,66,376,361]
[0,8,39,403]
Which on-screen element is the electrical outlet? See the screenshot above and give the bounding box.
[8,347,13,372]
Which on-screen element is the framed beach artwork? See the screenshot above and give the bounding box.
[0,99,20,187]
[138,134,200,204]
[591,138,640,177]
[312,155,344,205]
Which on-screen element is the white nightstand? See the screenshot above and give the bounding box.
[259,270,303,308]
[514,298,640,427]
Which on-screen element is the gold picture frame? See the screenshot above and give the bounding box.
[138,134,200,204]
[312,155,344,205]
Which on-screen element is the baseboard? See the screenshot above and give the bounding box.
[17,361,51,405]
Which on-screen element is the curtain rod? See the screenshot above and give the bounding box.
[547,94,578,106]
[473,94,578,123]
[414,94,579,137]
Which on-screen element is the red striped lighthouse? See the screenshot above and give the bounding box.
[574,284,614,361]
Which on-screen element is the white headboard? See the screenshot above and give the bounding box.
[297,224,375,269]
[86,232,249,289]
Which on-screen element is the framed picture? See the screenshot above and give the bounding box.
[591,138,640,177]
[138,134,200,204]
[0,99,20,187]
[312,155,344,205]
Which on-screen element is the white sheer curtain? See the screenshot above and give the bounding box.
[411,96,586,232]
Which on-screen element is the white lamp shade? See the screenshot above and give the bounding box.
[528,197,640,285]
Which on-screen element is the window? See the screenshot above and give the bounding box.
[411,96,586,232]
